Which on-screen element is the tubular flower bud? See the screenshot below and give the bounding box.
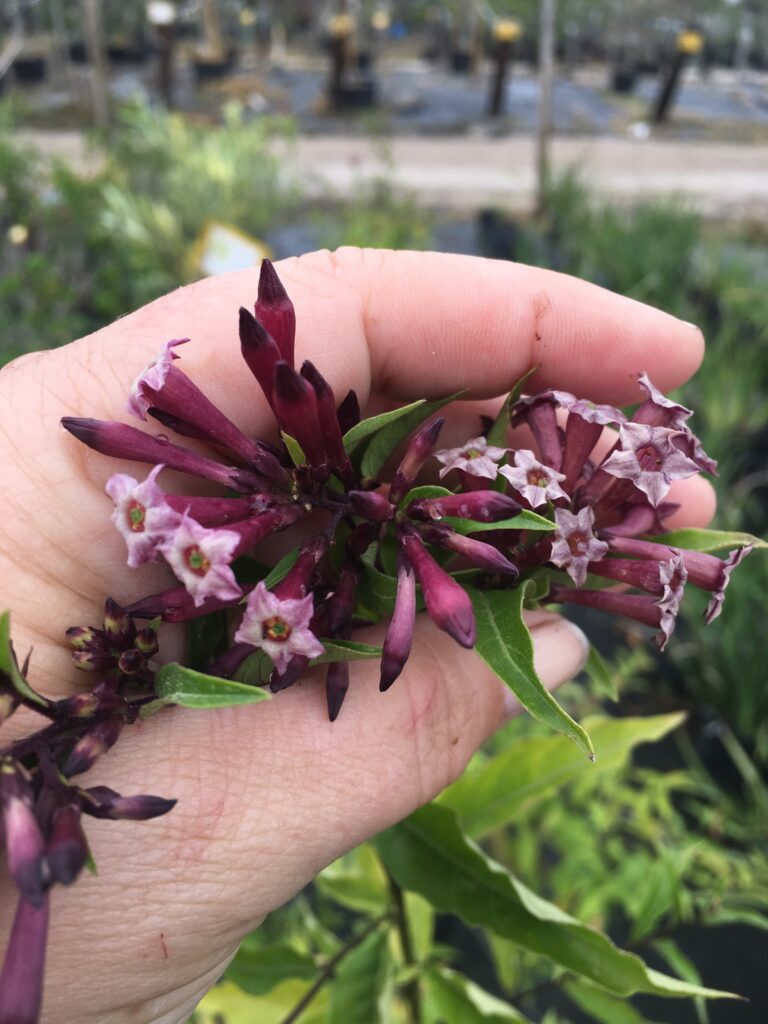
[0,759,47,906]
[239,306,283,404]
[408,490,521,523]
[325,659,350,722]
[420,523,519,577]
[274,535,329,602]
[80,786,177,821]
[127,583,254,622]
[163,494,261,527]
[256,258,296,366]
[64,717,124,777]
[510,393,563,470]
[380,557,416,692]
[337,389,361,434]
[46,805,88,885]
[0,893,50,1024]
[390,418,446,503]
[348,490,395,521]
[300,360,355,481]
[273,362,328,469]
[399,527,476,648]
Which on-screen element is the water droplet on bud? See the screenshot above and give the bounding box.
[156,434,169,446]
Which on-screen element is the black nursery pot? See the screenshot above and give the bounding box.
[13,57,48,83]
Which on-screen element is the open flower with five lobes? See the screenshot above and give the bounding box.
[105,465,182,568]
[235,581,325,674]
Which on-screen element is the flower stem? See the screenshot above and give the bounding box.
[386,868,423,1024]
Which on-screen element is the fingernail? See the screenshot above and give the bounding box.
[502,617,589,723]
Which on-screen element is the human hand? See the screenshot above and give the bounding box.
[0,249,715,1023]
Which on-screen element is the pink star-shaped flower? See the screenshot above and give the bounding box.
[635,373,692,427]
[159,513,241,607]
[549,507,609,585]
[550,390,627,426]
[498,450,569,508]
[126,338,189,421]
[234,581,324,673]
[600,423,699,507]
[105,465,182,568]
[434,436,508,480]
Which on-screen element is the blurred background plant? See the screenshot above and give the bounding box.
[1,88,766,1022]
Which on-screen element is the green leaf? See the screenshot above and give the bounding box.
[486,366,539,448]
[443,511,555,534]
[343,399,426,453]
[398,484,453,510]
[235,651,274,687]
[653,939,710,1024]
[226,943,316,997]
[584,645,618,701]
[281,431,307,467]
[317,844,390,914]
[187,610,228,673]
[328,928,392,1024]
[311,639,383,665]
[196,979,329,1024]
[564,978,662,1024]
[424,965,531,1023]
[155,663,272,709]
[263,548,301,589]
[645,528,767,553]
[138,698,170,720]
[466,584,593,759]
[0,611,47,706]
[440,713,685,838]
[358,562,399,616]
[375,803,739,1000]
[359,389,465,479]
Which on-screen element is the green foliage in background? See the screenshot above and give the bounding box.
[1,108,766,1022]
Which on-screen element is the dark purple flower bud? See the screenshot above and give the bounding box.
[137,365,263,464]
[256,259,296,366]
[70,650,114,672]
[300,360,355,481]
[64,716,123,777]
[239,307,283,404]
[348,490,395,521]
[421,523,519,577]
[163,494,257,527]
[326,660,350,722]
[408,491,521,523]
[51,692,101,719]
[126,583,254,622]
[117,649,145,675]
[380,557,416,692]
[65,626,99,651]
[46,804,88,885]
[0,893,49,1024]
[103,597,133,640]
[399,527,476,648]
[208,642,258,679]
[346,521,381,559]
[61,418,256,492]
[390,418,445,504]
[337,389,361,434]
[0,760,46,906]
[325,565,359,633]
[270,654,310,692]
[510,393,563,470]
[80,786,176,821]
[273,362,328,469]
[274,535,329,602]
[134,627,159,657]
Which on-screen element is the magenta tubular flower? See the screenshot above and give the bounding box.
[603,499,680,538]
[239,306,283,404]
[600,423,700,507]
[549,507,609,586]
[499,450,569,508]
[0,760,46,906]
[62,417,259,492]
[64,716,124,777]
[159,514,242,607]
[510,393,563,470]
[348,489,395,521]
[274,535,329,602]
[300,360,354,481]
[420,522,519,577]
[380,557,417,692]
[434,434,507,483]
[389,418,445,502]
[587,557,667,593]
[126,338,188,419]
[551,391,626,492]
[163,494,260,527]
[325,658,350,722]
[633,372,692,428]
[46,804,88,885]
[235,581,324,674]
[549,585,672,646]
[324,565,359,633]
[80,786,177,821]
[0,893,49,1024]
[126,583,254,623]
[272,362,328,469]
[337,389,361,434]
[408,490,521,522]
[255,258,296,366]
[399,527,476,648]
[106,465,182,568]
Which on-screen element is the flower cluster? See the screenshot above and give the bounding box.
[1,260,755,1022]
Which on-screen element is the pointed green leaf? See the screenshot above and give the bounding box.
[424,965,531,1023]
[235,651,274,687]
[486,367,540,448]
[0,611,47,706]
[328,928,392,1024]
[398,484,453,510]
[375,803,739,1000]
[281,431,307,467]
[564,978,662,1024]
[317,845,390,914]
[263,548,301,589]
[155,663,272,709]
[226,943,316,997]
[645,528,766,553]
[443,511,555,534]
[359,389,466,478]
[440,713,685,838]
[311,639,383,665]
[466,584,593,759]
[343,400,426,453]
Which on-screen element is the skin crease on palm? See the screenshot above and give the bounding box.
[0,249,717,1024]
